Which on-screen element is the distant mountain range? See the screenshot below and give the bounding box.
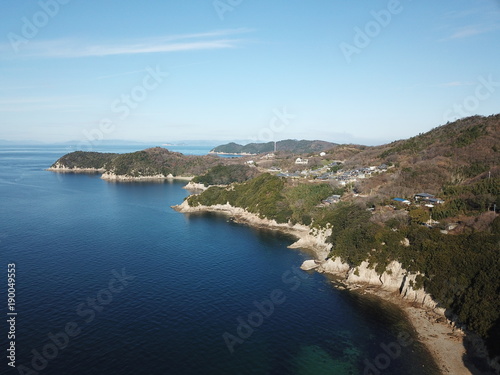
[210,139,337,154]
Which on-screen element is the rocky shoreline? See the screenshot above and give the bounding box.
[173,199,475,375]
[101,172,194,182]
[46,166,105,173]
[47,167,194,182]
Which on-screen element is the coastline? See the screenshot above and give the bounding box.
[46,166,105,173]
[173,199,473,375]
[47,168,194,182]
[101,171,194,182]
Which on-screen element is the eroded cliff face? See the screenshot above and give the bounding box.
[175,199,445,315]
[287,227,332,260]
[173,201,332,259]
[183,182,208,191]
[101,172,193,181]
[47,162,104,173]
[315,258,444,313]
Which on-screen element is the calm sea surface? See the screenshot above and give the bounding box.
[0,145,441,375]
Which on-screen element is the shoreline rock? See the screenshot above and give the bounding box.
[183,181,208,191]
[48,166,195,182]
[172,200,332,260]
[100,172,194,182]
[174,199,475,375]
[46,166,104,173]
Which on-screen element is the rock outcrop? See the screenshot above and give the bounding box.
[175,198,444,313]
[183,182,208,191]
[47,162,104,173]
[314,258,444,312]
[173,200,332,259]
[101,172,193,181]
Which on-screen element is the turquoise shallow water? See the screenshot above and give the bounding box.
[0,145,441,375]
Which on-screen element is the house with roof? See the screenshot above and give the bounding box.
[392,198,411,205]
[321,195,341,205]
[414,193,435,201]
[414,193,444,204]
[295,157,309,165]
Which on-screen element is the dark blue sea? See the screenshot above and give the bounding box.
[0,145,441,375]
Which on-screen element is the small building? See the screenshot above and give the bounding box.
[319,152,326,157]
[295,157,309,165]
[428,197,445,204]
[414,193,435,201]
[414,193,444,204]
[392,198,411,205]
[262,153,275,159]
[322,195,341,205]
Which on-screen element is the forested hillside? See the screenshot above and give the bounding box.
[186,115,500,362]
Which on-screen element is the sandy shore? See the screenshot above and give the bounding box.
[352,286,471,375]
[173,199,477,375]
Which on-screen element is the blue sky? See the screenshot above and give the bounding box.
[1,0,499,146]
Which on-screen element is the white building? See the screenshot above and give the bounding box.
[295,157,309,165]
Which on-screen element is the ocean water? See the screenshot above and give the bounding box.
[0,145,441,375]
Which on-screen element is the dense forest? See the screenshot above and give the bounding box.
[192,164,260,186]
[49,114,500,365]
[51,147,238,177]
[211,139,337,154]
[50,151,119,169]
[187,172,500,360]
[186,115,500,364]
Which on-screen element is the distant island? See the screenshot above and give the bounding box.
[48,147,243,181]
[48,114,500,374]
[210,139,337,155]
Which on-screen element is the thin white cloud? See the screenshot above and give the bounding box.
[96,69,149,80]
[1,29,253,59]
[439,3,500,41]
[0,96,92,112]
[436,81,475,88]
[440,24,500,41]
[405,81,475,90]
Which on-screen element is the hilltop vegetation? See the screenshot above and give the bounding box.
[187,173,500,359]
[192,164,259,186]
[49,115,500,362]
[104,147,224,177]
[348,114,500,199]
[51,147,237,178]
[185,115,500,362]
[188,173,341,225]
[50,151,119,169]
[211,139,337,154]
